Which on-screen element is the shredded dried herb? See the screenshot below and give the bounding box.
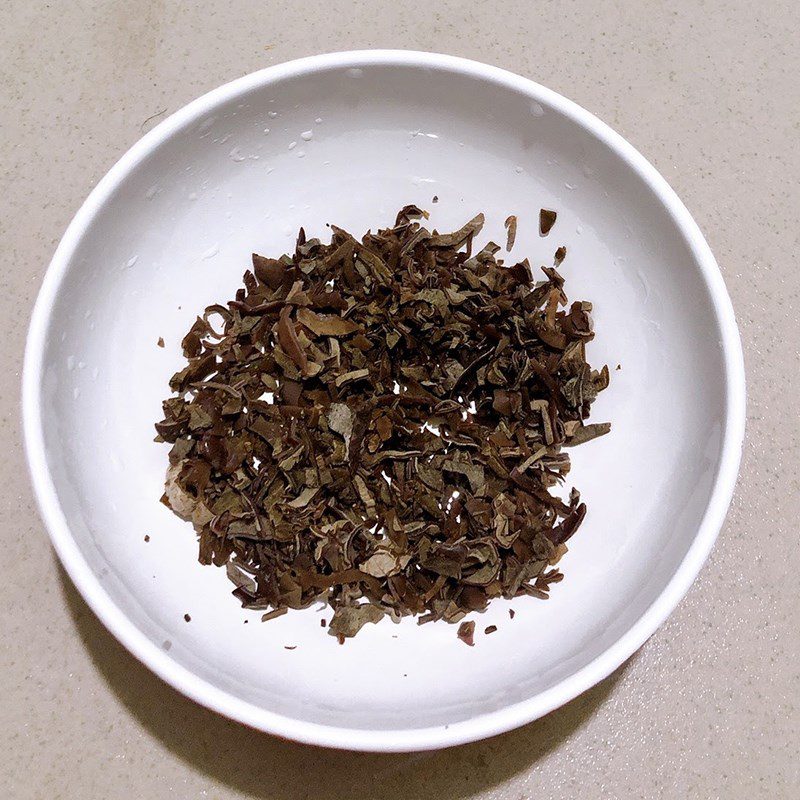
[156,207,610,640]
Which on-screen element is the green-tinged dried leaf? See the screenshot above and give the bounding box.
[428,213,485,248]
[564,422,612,446]
[156,208,611,640]
[296,307,361,337]
[328,604,384,640]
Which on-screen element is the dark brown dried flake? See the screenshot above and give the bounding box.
[540,208,557,235]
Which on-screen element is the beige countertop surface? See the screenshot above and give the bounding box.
[2,1,798,797]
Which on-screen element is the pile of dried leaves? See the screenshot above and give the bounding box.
[156,207,610,641]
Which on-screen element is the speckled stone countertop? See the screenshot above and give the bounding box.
[2,1,798,797]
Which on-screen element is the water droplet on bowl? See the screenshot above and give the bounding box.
[229,147,245,162]
[576,225,583,235]
[301,130,313,141]
[125,255,138,269]
[315,117,323,124]
[297,150,306,158]
[288,141,297,150]
[198,115,217,134]
[201,244,219,260]
[347,68,364,78]
[72,387,80,400]
[145,185,160,200]
[91,367,99,380]
[263,127,270,134]
[530,102,545,117]
[188,191,198,201]
[515,166,523,174]
[565,182,575,190]
[78,361,86,370]
[268,111,278,119]
[66,355,75,371]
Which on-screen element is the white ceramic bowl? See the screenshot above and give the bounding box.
[23,51,745,751]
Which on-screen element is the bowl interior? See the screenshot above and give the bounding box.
[31,57,731,742]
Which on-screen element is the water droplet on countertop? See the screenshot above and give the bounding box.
[229,147,245,162]
[125,255,138,269]
[288,141,297,150]
[268,111,278,118]
[530,101,545,117]
[66,355,75,371]
[300,130,313,141]
[201,244,219,260]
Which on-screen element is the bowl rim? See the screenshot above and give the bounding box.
[22,49,746,752]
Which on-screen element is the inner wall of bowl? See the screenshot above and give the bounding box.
[38,63,727,731]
